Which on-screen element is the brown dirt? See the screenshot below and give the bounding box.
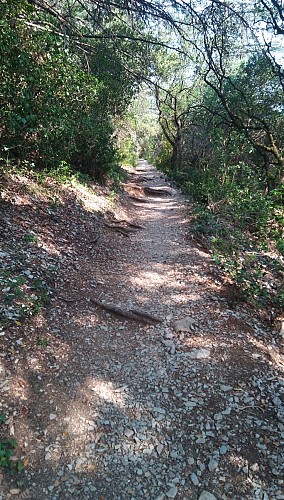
[0,161,283,499]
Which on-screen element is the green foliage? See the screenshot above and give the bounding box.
[0,266,53,326]
[23,233,38,243]
[0,416,24,475]
[153,47,284,314]
[116,89,160,166]
[176,163,284,311]
[0,0,138,180]
[0,0,283,320]
[37,338,49,347]
[118,136,139,167]
[153,136,172,172]
[107,164,127,190]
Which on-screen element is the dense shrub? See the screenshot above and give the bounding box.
[0,0,134,179]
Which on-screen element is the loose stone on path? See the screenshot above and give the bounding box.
[198,492,217,500]
[173,316,195,332]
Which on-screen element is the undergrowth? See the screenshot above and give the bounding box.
[0,252,55,326]
[0,158,126,193]
[0,158,124,327]
[164,163,284,316]
[0,415,24,475]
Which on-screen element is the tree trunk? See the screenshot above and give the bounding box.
[170,131,181,170]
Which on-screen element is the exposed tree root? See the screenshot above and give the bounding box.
[144,186,172,197]
[90,298,162,324]
[128,195,148,203]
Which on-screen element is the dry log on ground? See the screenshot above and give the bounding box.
[129,308,162,323]
[90,299,162,324]
[58,296,77,303]
[107,219,128,224]
[128,222,145,229]
[107,219,144,230]
[103,222,131,236]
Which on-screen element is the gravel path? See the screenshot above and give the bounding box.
[1,161,284,499]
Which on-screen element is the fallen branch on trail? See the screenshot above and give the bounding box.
[104,223,131,236]
[128,222,145,229]
[107,219,145,230]
[58,296,77,303]
[112,227,130,236]
[104,221,144,236]
[90,298,162,325]
[129,308,162,324]
[108,219,128,224]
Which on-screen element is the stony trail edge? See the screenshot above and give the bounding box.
[1,161,284,499]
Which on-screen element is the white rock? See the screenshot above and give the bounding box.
[124,429,134,438]
[166,486,178,498]
[220,385,232,392]
[164,340,174,347]
[222,407,231,415]
[198,492,217,500]
[153,407,166,414]
[49,414,57,420]
[251,462,259,472]
[164,332,174,339]
[173,316,195,332]
[191,472,199,485]
[143,447,153,454]
[10,489,21,495]
[220,444,228,455]
[187,349,210,359]
[156,444,164,455]
[208,458,218,472]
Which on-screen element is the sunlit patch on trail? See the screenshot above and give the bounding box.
[87,378,128,408]
[132,271,165,288]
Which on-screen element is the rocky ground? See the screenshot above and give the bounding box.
[0,160,284,499]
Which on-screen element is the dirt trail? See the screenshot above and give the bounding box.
[1,160,284,499]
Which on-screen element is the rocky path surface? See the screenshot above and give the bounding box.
[1,160,284,499]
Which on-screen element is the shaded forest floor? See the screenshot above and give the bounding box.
[0,161,284,499]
